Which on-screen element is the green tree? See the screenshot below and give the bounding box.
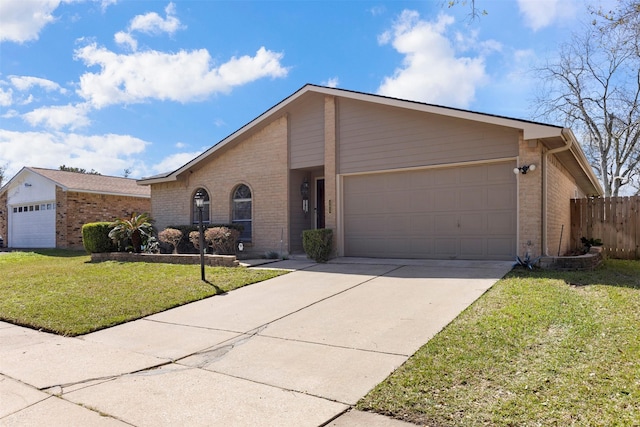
[108,213,153,253]
[59,165,101,175]
[534,2,640,196]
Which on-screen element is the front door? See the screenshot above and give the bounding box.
[316,178,325,229]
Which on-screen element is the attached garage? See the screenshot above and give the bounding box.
[343,161,517,260]
[9,202,56,248]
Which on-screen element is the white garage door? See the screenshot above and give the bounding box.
[343,162,516,260]
[10,203,56,248]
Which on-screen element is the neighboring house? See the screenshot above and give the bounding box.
[0,167,151,249]
[138,84,603,260]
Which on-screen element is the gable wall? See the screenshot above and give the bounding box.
[151,116,289,254]
[289,92,325,169]
[337,98,520,174]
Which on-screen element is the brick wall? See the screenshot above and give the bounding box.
[517,135,543,258]
[150,116,289,255]
[0,191,7,246]
[56,188,151,249]
[545,153,582,256]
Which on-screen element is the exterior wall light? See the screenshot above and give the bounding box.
[300,178,310,213]
[514,164,536,175]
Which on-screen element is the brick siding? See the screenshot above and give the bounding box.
[517,135,543,258]
[545,153,584,256]
[150,116,289,255]
[55,188,151,249]
[0,192,7,246]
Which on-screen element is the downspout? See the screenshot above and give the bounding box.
[541,129,573,255]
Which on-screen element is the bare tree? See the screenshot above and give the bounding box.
[0,163,7,187]
[534,5,640,196]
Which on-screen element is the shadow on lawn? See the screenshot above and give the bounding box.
[509,259,640,290]
[30,249,89,258]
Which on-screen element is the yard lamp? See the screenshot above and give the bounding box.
[195,190,206,281]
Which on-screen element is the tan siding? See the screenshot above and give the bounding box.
[150,116,289,255]
[290,93,325,169]
[338,98,519,174]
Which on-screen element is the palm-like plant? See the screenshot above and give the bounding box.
[109,213,153,253]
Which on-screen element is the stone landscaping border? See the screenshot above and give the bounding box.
[538,246,603,270]
[90,252,239,267]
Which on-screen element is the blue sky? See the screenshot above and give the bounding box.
[0,0,611,181]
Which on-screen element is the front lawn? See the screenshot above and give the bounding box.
[358,259,640,426]
[0,250,287,336]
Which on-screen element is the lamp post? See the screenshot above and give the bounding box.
[194,190,206,281]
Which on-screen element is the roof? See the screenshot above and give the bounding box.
[1,167,150,198]
[137,84,603,195]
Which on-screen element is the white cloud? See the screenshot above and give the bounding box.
[0,0,59,43]
[517,0,577,31]
[75,43,289,108]
[151,150,203,174]
[323,77,339,88]
[9,75,66,94]
[0,87,13,106]
[129,2,183,36]
[377,11,487,108]
[0,129,150,178]
[22,104,90,130]
[114,31,137,51]
[115,2,184,51]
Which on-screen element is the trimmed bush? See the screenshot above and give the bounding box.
[158,228,183,254]
[302,229,333,263]
[205,227,240,255]
[169,224,243,254]
[82,222,116,253]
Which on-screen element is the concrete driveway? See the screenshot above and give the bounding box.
[0,258,512,426]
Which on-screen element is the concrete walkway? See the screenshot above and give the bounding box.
[0,258,512,426]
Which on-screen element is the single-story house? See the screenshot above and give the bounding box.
[0,167,151,249]
[138,84,603,260]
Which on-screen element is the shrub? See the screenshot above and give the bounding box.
[205,227,240,255]
[82,222,116,253]
[158,228,183,254]
[109,213,154,253]
[169,223,244,254]
[189,231,202,250]
[302,229,333,263]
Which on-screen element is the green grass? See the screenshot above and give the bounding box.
[0,250,287,336]
[358,259,640,426]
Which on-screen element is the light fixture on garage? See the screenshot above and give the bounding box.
[513,164,536,175]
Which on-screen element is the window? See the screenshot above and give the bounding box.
[192,188,210,224]
[232,184,252,241]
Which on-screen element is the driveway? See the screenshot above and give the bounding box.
[0,258,512,426]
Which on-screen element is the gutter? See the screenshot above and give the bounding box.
[541,130,573,255]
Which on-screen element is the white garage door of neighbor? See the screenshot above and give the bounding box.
[10,203,56,248]
[343,162,517,260]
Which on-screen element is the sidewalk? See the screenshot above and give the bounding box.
[0,258,512,426]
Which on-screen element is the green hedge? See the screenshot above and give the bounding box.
[302,229,333,263]
[82,222,116,253]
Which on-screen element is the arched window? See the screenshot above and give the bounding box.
[192,188,210,224]
[232,184,252,241]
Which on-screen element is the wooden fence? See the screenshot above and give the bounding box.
[570,196,640,260]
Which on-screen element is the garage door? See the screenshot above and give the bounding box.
[343,162,516,260]
[10,203,56,248]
